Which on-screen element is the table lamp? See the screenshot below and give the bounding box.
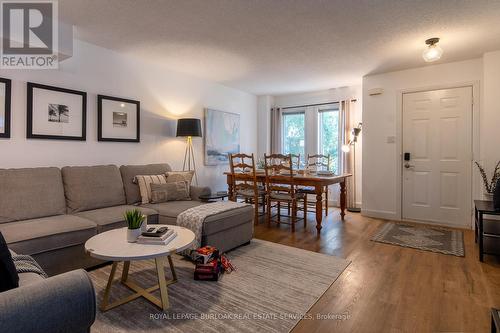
[176,118,202,184]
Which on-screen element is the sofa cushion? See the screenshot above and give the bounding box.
[144,202,253,236]
[74,205,158,233]
[62,165,126,213]
[0,167,66,223]
[120,164,172,205]
[0,232,18,291]
[0,215,97,255]
[144,201,204,218]
[203,205,254,236]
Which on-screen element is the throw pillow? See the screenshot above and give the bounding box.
[0,232,19,292]
[150,182,191,203]
[165,171,194,194]
[135,174,167,204]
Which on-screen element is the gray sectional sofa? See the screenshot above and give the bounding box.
[0,250,96,333]
[0,163,254,276]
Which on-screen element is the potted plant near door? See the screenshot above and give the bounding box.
[124,209,146,242]
[474,161,500,200]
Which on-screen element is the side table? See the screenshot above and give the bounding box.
[199,191,229,202]
[474,200,500,262]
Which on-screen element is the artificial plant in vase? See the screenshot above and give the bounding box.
[474,161,500,198]
[124,209,146,242]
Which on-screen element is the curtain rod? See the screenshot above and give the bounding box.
[281,99,357,110]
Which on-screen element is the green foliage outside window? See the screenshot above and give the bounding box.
[319,110,339,173]
[283,113,305,159]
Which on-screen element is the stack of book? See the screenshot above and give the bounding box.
[137,227,177,245]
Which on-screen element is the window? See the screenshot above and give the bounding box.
[282,111,305,159]
[318,107,340,173]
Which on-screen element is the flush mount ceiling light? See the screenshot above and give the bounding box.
[422,37,443,62]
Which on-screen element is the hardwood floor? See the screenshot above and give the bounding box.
[253,208,500,333]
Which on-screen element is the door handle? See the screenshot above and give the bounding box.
[404,163,415,169]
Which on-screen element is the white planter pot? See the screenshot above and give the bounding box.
[484,192,494,200]
[127,228,142,243]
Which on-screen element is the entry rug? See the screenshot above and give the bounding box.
[371,223,464,257]
[89,239,350,333]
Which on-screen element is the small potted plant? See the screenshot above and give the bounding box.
[474,161,500,199]
[124,209,146,242]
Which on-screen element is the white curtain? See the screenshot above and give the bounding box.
[270,107,282,153]
[340,100,355,208]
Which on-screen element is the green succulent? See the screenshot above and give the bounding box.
[124,209,145,230]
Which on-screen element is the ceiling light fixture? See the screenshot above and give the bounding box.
[422,37,443,62]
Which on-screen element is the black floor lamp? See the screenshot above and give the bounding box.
[176,118,202,185]
[342,122,362,213]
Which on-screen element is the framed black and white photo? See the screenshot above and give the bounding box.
[0,78,12,138]
[27,82,87,140]
[98,95,140,142]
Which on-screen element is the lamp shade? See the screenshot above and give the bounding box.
[176,118,202,137]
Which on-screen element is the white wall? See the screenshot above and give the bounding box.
[257,86,363,206]
[482,51,500,177]
[0,40,258,192]
[362,58,485,223]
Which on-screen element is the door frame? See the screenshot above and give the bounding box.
[395,81,480,229]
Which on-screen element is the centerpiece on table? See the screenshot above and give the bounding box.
[124,209,146,242]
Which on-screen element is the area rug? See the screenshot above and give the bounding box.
[371,223,464,257]
[89,239,350,333]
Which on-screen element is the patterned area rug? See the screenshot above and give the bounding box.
[89,239,350,333]
[371,223,464,257]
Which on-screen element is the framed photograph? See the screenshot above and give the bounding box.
[27,82,87,140]
[98,95,140,142]
[204,108,240,165]
[0,78,12,138]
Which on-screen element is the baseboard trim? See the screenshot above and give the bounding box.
[400,218,472,230]
[361,209,398,220]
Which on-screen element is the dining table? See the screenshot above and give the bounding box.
[224,171,352,233]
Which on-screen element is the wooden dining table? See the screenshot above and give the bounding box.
[224,171,352,233]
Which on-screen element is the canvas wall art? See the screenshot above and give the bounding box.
[0,78,11,138]
[204,108,240,165]
[98,95,140,142]
[27,82,86,140]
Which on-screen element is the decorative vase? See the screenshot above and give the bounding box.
[127,228,141,243]
[484,192,494,200]
[494,180,500,210]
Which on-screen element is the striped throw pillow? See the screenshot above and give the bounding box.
[135,174,167,204]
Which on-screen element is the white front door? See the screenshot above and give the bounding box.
[402,87,472,227]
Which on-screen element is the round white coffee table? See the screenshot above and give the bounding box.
[85,225,195,311]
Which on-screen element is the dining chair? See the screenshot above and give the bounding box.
[298,154,331,217]
[229,153,265,225]
[264,153,305,231]
[290,154,301,169]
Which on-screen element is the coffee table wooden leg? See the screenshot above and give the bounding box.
[121,261,130,282]
[155,257,170,310]
[101,262,118,311]
[167,255,178,282]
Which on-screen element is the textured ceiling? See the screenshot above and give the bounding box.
[59,0,500,95]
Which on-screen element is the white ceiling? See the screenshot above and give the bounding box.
[59,0,500,95]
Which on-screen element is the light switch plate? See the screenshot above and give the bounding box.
[387,136,396,143]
